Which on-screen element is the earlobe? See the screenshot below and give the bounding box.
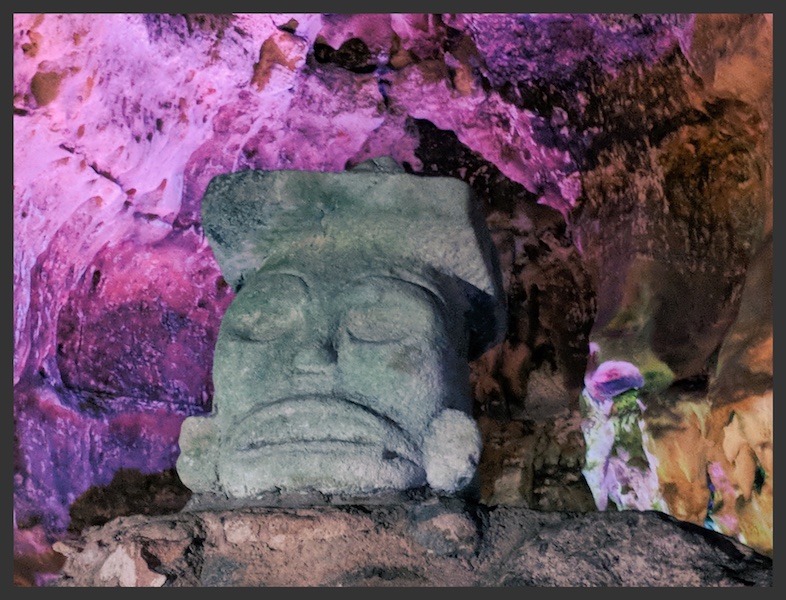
[422,408,482,493]
[176,414,221,495]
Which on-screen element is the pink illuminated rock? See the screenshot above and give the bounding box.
[55,233,231,412]
[580,358,665,513]
[13,13,772,576]
[585,359,646,403]
[14,384,186,532]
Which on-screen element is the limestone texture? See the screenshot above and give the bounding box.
[580,357,666,513]
[51,500,772,587]
[13,13,772,582]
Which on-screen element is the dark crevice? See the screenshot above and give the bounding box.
[313,37,377,73]
[88,162,121,186]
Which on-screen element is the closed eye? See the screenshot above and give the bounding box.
[222,272,309,342]
[340,278,442,344]
[229,306,304,342]
[344,311,415,343]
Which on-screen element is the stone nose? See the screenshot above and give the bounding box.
[293,342,338,373]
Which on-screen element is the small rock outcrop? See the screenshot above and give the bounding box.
[52,499,772,587]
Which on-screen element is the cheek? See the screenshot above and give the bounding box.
[212,337,296,407]
[388,346,427,374]
[339,343,447,430]
[341,342,441,384]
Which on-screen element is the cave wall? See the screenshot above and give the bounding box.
[12,13,773,582]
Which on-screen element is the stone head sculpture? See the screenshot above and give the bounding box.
[176,158,506,502]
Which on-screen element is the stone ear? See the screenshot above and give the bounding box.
[176,415,221,495]
[422,408,482,493]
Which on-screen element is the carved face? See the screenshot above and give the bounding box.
[206,252,473,497]
[177,165,503,501]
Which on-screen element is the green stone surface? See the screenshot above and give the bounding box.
[177,159,505,501]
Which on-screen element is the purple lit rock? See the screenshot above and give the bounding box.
[55,234,231,413]
[12,13,773,572]
[14,384,186,532]
[585,360,645,403]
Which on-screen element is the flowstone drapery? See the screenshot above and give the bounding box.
[176,158,506,502]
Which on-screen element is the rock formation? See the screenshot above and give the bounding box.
[13,13,772,585]
[52,499,772,587]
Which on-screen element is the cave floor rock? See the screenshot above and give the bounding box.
[51,497,772,587]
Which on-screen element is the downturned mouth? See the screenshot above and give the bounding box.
[227,395,421,466]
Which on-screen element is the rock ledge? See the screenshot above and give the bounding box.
[52,500,772,587]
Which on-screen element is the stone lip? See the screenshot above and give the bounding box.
[227,395,422,465]
[52,501,772,587]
